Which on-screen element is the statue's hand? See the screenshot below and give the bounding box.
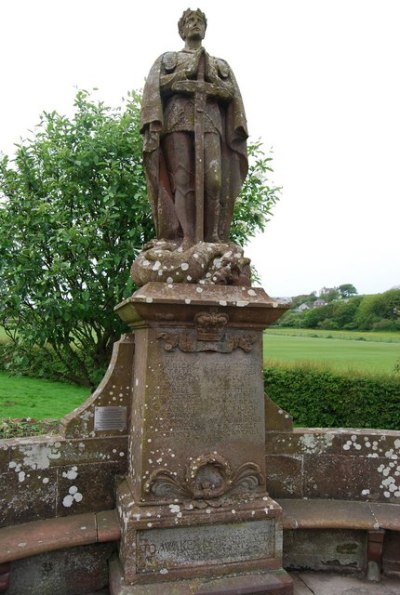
[185,47,205,78]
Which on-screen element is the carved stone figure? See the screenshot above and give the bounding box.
[133,9,250,287]
[140,8,248,247]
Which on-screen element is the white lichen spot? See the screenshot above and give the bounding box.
[63,485,83,507]
[160,569,168,575]
[300,433,333,453]
[62,466,78,480]
[181,262,189,271]
[63,495,74,508]
[196,287,203,293]
[185,298,191,304]
[19,443,61,470]
[147,522,153,528]
[247,289,257,296]
[361,489,370,496]
[42,478,49,484]
[169,504,180,513]
[18,471,26,483]
[219,300,227,306]
[145,297,153,303]
[152,261,161,271]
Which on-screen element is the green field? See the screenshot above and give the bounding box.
[1,328,399,427]
[0,373,89,420]
[264,328,400,374]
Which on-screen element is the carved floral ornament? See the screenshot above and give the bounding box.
[144,452,264,505]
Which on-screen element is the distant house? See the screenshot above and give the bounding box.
[313,299,328,308]
[296,303,311,312]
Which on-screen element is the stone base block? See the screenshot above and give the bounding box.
[109,555,293,594]
[117,480,284,585]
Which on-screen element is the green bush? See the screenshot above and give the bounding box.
[264,363,400,430]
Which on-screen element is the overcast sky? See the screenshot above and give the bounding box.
[1,0,399,297]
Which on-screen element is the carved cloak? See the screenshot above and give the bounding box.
[140,51,249,241]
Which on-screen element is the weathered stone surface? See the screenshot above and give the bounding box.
[0,435,129,526]
[110,555,293,594]
[7,543,115,595]
[136,519,278,573]
[0,513,97,563]
[283,529,367,572]
[278,499,376,530]
[57,461,127,516]
[265,396,293,432]
[97,509,121,543]
[371,504,400,531]
[0,468,57,527]
[114,284,287,518]
[131,241,251,287]
[59,436,129,467]
[116,283,288,328]
[303,454,397,502]
[117,482,284,584]
[265,456,303,499]
[265,430,343,457]
[60,334,134,439]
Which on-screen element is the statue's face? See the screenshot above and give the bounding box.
[182,12,206,41]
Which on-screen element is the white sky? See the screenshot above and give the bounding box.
[1,0,399,297]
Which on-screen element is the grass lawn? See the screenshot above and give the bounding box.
[0,373,90,420]
[264,328,400,374]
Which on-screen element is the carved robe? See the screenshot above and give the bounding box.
[140,49,248,241]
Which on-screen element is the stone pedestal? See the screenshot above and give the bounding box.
[111,283,292,593]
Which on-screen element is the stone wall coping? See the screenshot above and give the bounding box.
[278,498,400,531]
[0,509,120,564]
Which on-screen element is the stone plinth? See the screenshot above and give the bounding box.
[112,283,292,593]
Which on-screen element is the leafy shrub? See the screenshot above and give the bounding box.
[0,418,59,439]
[264,363,400,429]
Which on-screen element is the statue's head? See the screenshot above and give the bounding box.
[178,8,207,41]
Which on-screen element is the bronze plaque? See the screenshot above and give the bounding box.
[94,406,127,432]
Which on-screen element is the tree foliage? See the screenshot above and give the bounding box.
[0,90,279,386]
[278,289,400,331]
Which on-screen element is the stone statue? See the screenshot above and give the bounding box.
[133,8,251,286]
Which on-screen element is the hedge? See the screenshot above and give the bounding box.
[264,364,400,430]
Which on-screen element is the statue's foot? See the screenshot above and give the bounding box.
[180,237,195,251]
